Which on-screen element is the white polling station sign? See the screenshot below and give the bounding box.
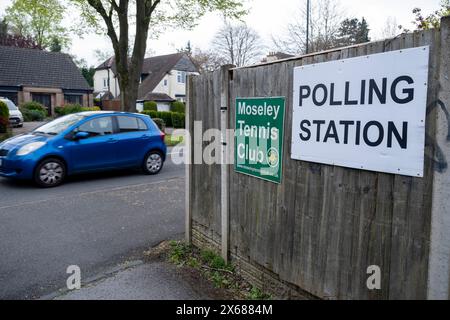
[291,46,429,177]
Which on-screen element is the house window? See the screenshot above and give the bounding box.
[164,79,168,86]
[103,78,108,88]
[177,71,186,84]
[31,93,51,115]
[64,95,82,105]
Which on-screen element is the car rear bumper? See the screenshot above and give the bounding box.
[9,117,23,127]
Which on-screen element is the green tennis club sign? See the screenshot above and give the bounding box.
[235,97,285,184]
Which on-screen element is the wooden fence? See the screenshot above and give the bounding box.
[186,17,450,299]
[101,99,122,111]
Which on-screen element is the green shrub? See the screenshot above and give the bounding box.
[158,111,173,127]
[0,100,9,133]
[152,118,166,132]
[140,110,184,128]
[144,101,158,111]
[55,104,82,116]
[82,106,101,112]
[20,101,48,122]
[20,101,47,113]
[22,109,46,122]
[55,105,100,116]
[171,112,185,128]
[171,101,185,113]
[141,110,158,118]
[168,241,192,265]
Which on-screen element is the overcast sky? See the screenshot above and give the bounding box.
[0,0,443,66]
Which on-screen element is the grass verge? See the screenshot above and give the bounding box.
[166,240,272,300]
[165,134,184,147]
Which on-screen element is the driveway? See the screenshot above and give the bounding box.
[0,148,185,299]
[12,121,47,135]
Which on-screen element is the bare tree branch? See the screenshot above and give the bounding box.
[273,0,345,54]
[211,22,263,67]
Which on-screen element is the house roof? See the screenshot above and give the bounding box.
[95,56,116,72]
[0,45,92,91]
[96,52,199,100]
[139,92,175,102]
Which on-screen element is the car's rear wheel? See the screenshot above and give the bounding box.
[34,158,66,187]
[143,151,163,175]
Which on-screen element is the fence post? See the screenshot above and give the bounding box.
[220,65,233,262]
[185,75,195,244]
[427,16,450,300]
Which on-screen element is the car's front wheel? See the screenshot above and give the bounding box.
[143,151,164,175]
[34,158,66,187]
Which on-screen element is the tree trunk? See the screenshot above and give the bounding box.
[87,0,157,113]
[119,75,139,112]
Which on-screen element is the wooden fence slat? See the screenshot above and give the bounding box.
[188,26,445,299]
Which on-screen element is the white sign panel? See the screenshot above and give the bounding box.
[291,46,429,177]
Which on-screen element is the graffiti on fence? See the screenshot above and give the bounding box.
[425,99,450,172]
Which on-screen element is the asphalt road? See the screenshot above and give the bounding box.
[0,147,185,299]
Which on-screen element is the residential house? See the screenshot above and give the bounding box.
[93,52,199,111]
[0,45,93,115]
[261,52,295,63]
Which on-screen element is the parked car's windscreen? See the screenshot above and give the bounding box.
[2,100,18,111]
[34,114,86,135]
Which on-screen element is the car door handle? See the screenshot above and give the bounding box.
[141,134,150,139]
[107,138,118,143]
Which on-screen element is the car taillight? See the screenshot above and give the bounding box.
[160,131,165,142]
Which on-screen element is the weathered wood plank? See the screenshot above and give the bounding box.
[189,27,442,299]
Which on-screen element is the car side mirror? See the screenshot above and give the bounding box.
[74,131,90,140]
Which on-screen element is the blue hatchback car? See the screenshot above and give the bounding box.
[0,111,167,187]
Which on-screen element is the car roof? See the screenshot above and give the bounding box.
[79,111,145,117]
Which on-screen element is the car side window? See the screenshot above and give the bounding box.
[77,117,114,137]
[137,118,148,130]
[117,116,148,132]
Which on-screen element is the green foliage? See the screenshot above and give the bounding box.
[72,0,247,37]
[160,112,173,127]
[0,100,9,133]
[141,110,180,128]
[168,241,192,266]
[141,110,158,118]
[144,101,158,111]
[49,36,62,52]
[19,101,46,122]
[5,0,70,49]
[412,0,450,30]
[22,109,46,122]
[171,112,185,129]
[20,101,46,112]
[81,67,95,87]
[186,256,200,268]
[247,287,271,300]
[200,249,234,272]
[171,101,185,113]
[165,240,272,297]
[336,17,370,47]
[55,104,100,116]
[69,0,248,112]
[209,271,230,288]
[165,134,184,147]
[152,118,166,132]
